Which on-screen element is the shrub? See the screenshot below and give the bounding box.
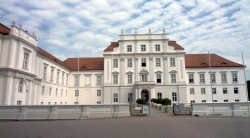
[136,98,147,105]
[161,98,172,105]
[156,98,162,104]
[151,98,157,103]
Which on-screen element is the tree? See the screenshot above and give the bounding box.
[156,98,162,104]
[151,98,157,103]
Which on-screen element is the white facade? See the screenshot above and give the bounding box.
[0,23,247,105]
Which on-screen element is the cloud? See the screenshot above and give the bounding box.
[0,0,250,79]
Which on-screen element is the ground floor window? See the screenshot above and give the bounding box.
[202,100,206,103]
[224,99,228,102]
[97,101,101,104]
[17,101,22,105]
[172,92,177,101]
[157,93,162,99]
[213,100,217,102]
[114,93,118,102]
[235,99,239,102]
[128,93,132,102]
[190,100,195,103]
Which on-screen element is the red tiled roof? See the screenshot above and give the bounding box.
[37,47,69,69]
[63,57,104,71]
[0,23,10,35]
[104,42,119,52]
[104,41,184,51]
[185,54,243,68]
[168,41,184,50]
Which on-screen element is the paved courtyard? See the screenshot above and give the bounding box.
[0,114,250,138]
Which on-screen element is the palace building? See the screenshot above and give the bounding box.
[0,22,247,105]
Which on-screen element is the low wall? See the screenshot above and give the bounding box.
[0,104,130,120]
[191,102,250,117]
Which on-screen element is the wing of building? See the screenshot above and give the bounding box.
[0,22,247,105]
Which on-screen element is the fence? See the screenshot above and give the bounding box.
[0,104,130,120]
[191,102,250,117]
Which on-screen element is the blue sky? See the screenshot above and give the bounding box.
[0,0,250,80]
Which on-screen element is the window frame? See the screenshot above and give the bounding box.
[170,58,175,67]
[127,45,132,52]
[156,74,161,83]
[156,58,161,67]
[211,74,216,83]
[190,88,195,95]
[127,58,132,67]
[113,75,118,84]
[113,59,118,67]
[141,45,146,51]
[234,87,238,94]
[200,74,205,83]
[97,90,101,96]
[157,93,162,99]
[172,92,177,101]
[221,73,227,83]
[232,73,238,82]
[96,76,102,85]
[171,74,176,83]
[22,52,29,69]
[18,81,23,93]
[141,58,146,67]
[189,74,194,83]
[201,88,206,94]
[141,74,147,82]
[155,44,160,51]
[128,75,132,84]
[212,88,216,94]
[223,88,227,94]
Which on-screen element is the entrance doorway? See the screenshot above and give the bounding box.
[141,89,149,102]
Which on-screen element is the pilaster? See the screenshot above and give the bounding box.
[149,55,154,81]
[163,56,168,85]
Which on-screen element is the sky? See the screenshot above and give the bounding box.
[0,0,250,80]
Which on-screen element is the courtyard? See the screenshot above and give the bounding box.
[0,115,249,138]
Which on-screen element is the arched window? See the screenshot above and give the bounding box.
[18,81,23,93]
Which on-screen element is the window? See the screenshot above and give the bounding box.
[113,59,118,67]
[224,99,228,102]
[211,74,216,83]
[189,74,194,83]
[172,92,177,101]
[97,101,101,104]
[223,88,227,94]
[56,89,58,97]
[213,100,217,102]
[49,88,52,96]
[128,75,132,83]
[200,74,205,83]
[141,74,147,82]
[221,73,227,82]
[141,45,146,51]
[97,76,102,85]
[16,101,22,105]
[114,93,118,102]
[170,58,175,66]
[23,53,29,69]
[113,75,118,84]
[156,58,161,66]
[201,88,206,94]
[60,102,62,105]
[75,90,79,96]
[235,99,239,102]
[97,90,101,96]
[190,88,194,94]
[232,73,238,82]
[43,66,47,79]
[42,86,45,95]
[141,58,146,67]
[56,70,60,83]
[50,68,54,81]
[61,89,63,97]
[48,102,50,105]
[127,45,132,52]
[191,100,195,103]
[18,81,23,93]
[41,102,43,105]
[127,58,132,67]
[156,74,161,83]
[62,72,64,84]
[171,74,176,83]
[212,88,216,94]
[155,44,160,51]
[55,102,57,105]
[74,102,78,105]
[74,75,79,86]
[234,87,238,94]
[66,74,68,85]
[202,100,206,103]
[128,93,132,102]
[157,93,162,99]
[65,102,67,105]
